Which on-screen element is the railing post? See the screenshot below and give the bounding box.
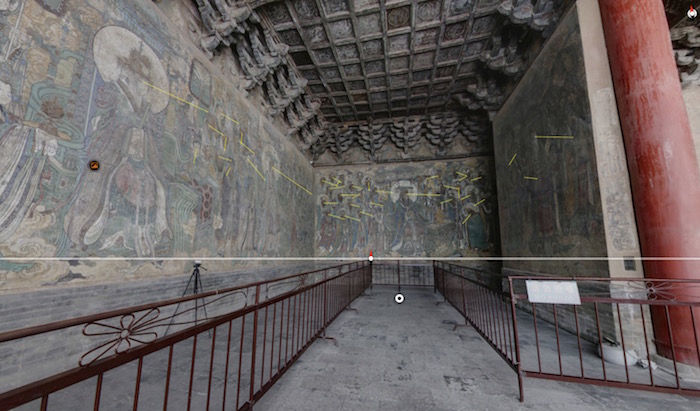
[346,267,351,306]
[433,261,437,293]
[397,260,401,294]
[508,277,524,402]
[442,267,446,296]
[461,266,467,319]
[323,270,328,335]
[249,284,260,404]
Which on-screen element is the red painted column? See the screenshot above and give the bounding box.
[598,0,700,366]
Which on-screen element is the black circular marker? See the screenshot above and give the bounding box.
[89,161,100,171]
[394,293,404,304]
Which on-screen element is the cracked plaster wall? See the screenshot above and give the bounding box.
[0,0,315,292]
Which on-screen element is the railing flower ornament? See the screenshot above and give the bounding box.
[79,309,161,367]
[625,280,678,301]
[264,273,314,301]
[298,273,309,288]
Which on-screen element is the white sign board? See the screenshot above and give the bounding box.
[525,281,581,305]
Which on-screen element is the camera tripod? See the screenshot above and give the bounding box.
[165,262,210,335]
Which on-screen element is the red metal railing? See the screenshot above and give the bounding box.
[0,261,371,410]
[434,261,700,402]
[433,261,523,400]
[509,275,700,399]
[371,260,433,288]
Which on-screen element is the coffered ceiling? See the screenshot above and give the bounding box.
[193,0,570,164]
[260,0,499,122]
[257,0,566,125]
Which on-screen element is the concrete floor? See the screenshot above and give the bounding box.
[256,286,700,411]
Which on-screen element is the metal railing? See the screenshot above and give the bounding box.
[0,261,371,410]
[433,261,523,399]
[371,260,433,288]
[510,275,700,398]
[434,261,700,402]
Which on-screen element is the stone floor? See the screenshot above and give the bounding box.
[8,285,700,410]
[256,286,700,411]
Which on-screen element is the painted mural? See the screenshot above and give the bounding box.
[493,7,608,275]
[0,0,315,290]
[314,159,499,257]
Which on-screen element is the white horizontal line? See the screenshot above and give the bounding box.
[0,257,697,261]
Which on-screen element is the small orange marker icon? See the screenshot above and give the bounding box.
[89,161,100,171]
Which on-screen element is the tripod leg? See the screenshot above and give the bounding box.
[193,269,212,337]
[197,272,210,322]
[165,272,196,335]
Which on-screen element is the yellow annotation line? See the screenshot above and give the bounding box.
[208,125,229,152]
[323,201,338,205]
[339,193,360,198]
[426,175,439,180]
[475,199,486,206]
[332,177,342,184]
[350,204,361,208]
[240,141,254,155]
[535,135,574,139]
[322,180,340,187]
[329,214,345,221]
[441,199,453,205]
[370,202,384,208]
[330,186,345,191]
[524,176,539,180]
[226,167,232,177]
[193,148,198,164]
[218,156,232,162]
[346,216,361,222]
[238,132,254,154]
[142,81,209,113]
[444,185,460,193]
[408,193,441,197]
[220,113,239,124]
[508,153,517,167]
[462,214,472,225]
[460,195,471,201]
[272,167,312,195]
[247,159,266,181]
[360,211,374,217]
[376,190,391,194]
[208,124,225,137]
[471,176,482,182]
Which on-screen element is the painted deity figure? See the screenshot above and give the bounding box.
[63,26,171,254]
[99,128,169,255]
[0,80,62,244]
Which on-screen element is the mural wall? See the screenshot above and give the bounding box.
[0,0,315,291]
[493,6,608,276]
[314,158,499,257]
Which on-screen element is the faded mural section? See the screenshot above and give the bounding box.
[314,159,499,257]
[493,6,608,276]
[0,0,315,290]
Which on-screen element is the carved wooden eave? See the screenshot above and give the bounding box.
[306,111,492,162]
[192,0,328,154]
[195,0,570,165]
[671,20,700,88]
